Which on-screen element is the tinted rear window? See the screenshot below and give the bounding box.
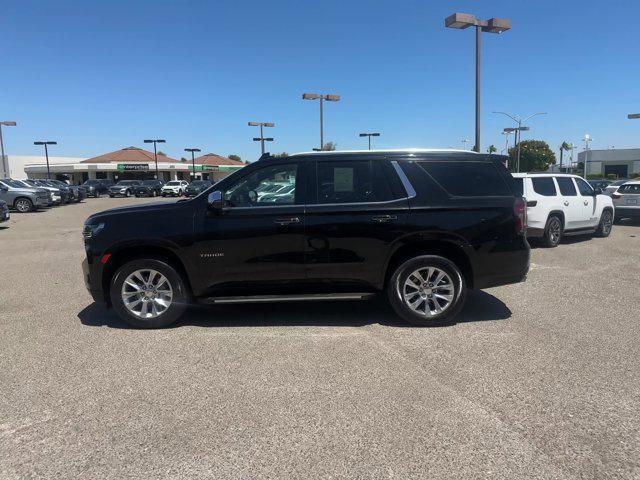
[531,177,557,196]
[418,161,511,196]
[618,184,640,194]
[512,178,523,196]
[555,177,577,196]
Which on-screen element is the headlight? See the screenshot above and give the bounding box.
[83,222,105,240]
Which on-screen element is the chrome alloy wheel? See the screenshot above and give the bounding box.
[548,217,562,244]
[121,269,173,319]
[402,267,455,317]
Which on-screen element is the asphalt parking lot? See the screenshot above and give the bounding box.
[1,197,639,479]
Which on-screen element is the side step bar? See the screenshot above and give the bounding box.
[203,293,376,305]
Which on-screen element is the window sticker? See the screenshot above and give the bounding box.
[334,167,354,192]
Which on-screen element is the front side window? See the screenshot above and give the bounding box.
[225,164,297,207]
[575,177,594,196]
[316,160,394,204]
[531,177,557,196]
[555,177,577,196]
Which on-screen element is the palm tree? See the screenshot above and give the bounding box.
[487,145,497,154]
[559,142,571,171]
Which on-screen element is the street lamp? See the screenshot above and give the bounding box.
[184,148,201,179]
[461,138,470,149]
[248,122,275,155]
[359,132,380,150]
[0,121,17,178]
[143,139,165,179]
[494,112,545,172]
[582,134,593,179]
[33,141,57,180]
[302,93,340,150]
[445,13,511,153]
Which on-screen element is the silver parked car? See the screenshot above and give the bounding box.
[0,179,51,212]
[603,179,631,197]
[612,181,640,222]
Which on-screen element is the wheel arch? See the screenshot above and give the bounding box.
[547,210,565,228]
[384,240,474,290]
[13,196,34,209]
[101,245,192,306]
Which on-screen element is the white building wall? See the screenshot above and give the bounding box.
[3,155,86,179]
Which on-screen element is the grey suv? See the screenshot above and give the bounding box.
[0,179,51,212]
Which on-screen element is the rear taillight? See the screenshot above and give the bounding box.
[514,197,526,235]
[612,193,621,199]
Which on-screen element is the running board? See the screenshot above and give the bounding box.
[563,228,597,236]
[203,293,376,304]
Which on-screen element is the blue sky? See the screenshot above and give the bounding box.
[2,0,639,162]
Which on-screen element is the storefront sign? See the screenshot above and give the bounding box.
[117,163,149,171]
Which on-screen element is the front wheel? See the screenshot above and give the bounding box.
[541,215,563,248]
[387,255,466,327]
[110,258,189,328]
[14,197,34,213]
[595,210,613,237]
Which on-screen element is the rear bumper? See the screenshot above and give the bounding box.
[526,226,545,238]
[472,237,530,290]
[614,207,640,218]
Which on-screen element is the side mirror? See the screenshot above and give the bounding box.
[207,190,224,210]
[593,187,602,195]
[0,186,7,192]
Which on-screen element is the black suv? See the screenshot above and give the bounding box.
[184,179,213,197]
[83,179,114,197]
[82,150,529,328]
[134,180,164,197]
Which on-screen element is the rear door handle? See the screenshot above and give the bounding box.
[371,214,397,223]
[274,217,300,225]
[583,201,589,206]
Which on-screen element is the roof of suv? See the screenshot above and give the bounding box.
[511,173,580,178]
[290,148,478,156]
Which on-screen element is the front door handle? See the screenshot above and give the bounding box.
[371,214,397,223]
[274,217,300,226]
[564,201,570,206]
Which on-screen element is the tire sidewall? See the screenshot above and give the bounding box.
[15,198,33,213]
[543,216,562,247]
[387,255,466,327]
[110,258,188,328]
[596,210,613,237]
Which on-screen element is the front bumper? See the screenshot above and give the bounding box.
[82,256,105,303]
[614,207,640,218]
[35,196,50,207]
[162,190,181,196]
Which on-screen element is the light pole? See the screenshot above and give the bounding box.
[582,134,592,179]
[0,121,17,177]
[461,138,470,149]
[501,130,512,154]
[185,148,201,179]
[34,141,57,180]
[248,122,275,155]
[628,113,640,119]
[359,132,380,150]
[302,93,340,150]
[568,143,578,173]
[143,139,165,180]
[445,13,511,153]
[495,112,546,172]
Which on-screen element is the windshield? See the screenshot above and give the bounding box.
[141,180,159,185]
[1,179,32,188]
[166,181,180,186]
[84,180,100,185]
[611,180,628,186]
[116,181,137,186]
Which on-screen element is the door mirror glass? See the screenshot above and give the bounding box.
[207,190,224,210]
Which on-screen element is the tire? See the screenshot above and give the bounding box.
[109,194,114,198]
[110,258,189,328]
[541,215,563,248]
[125,190,131,198]
[135,193,140,197]
[387,255,466,327]
[14,197,34,213]
[595,209,613,237]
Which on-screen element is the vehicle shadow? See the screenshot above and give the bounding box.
[78,289,511,330]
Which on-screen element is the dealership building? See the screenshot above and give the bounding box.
[17,147,245,184]
[579,148,640,178]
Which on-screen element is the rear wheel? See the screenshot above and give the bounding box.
[110,258,188,328]
[14,197,34,213]
[595,210,613,237]
[387,255,466,327]
[541,215,563,248]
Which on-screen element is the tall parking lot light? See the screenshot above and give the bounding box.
[0,121,17,177]
[495,112,545,172]
[627,113,640,119]
[144,139,166,179]
[248,122,275,155]
[302,93,340,150]
[185,148,201,179]
[582,134,593,179]
[33,140,57,179]
[445,13,511,153]
[359,132,380,150]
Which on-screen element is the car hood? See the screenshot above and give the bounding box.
[86,201,182,222]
